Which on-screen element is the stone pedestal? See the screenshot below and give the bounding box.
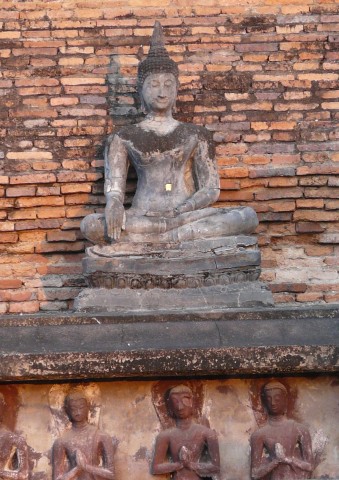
[75,235,274,312]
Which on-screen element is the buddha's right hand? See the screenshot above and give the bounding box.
[105,197,125,241]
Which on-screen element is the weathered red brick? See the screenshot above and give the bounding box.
[268,178,298,187]
[0,280,22,290]
[305,187,338,199]
[273,293,296,304]
[297,165,339,175]
[294,210,338,221]
[6,186,36,197]
[0,232,18,243]
[10,173,56,184]
[15,197,64,208]
[35,241,84,253]
[15,219,62,231]
[296,199,324,209]
[0,222,15,232]
[325,293,339,303]
[249,167,295,179]
[296,292,324,303]
[47,231,77,242]
[270,283,307,293]
[9,301,39,314]
[0,289,35,302]
[219,167,249,178]
[36,186,61,196]
[61,183,92,194]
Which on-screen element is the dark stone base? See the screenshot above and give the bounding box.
[0,305,338,381]
[74,281,274,313]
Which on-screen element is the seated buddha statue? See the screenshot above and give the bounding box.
[80,22,258,247]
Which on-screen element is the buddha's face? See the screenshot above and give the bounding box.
[169,391,193,419]
[264,388,287,416]
[141,73,177,114]
[66,398,89,423]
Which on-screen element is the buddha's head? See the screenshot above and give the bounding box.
[167,385,194,420]
[138,22,179,114]
[65,390,90,424]
[262,381,288,417]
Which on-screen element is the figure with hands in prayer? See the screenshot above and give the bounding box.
[151,385,220,480]
[52,391,115,480]
[250,381,313,480]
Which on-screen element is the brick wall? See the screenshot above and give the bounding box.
[0,0,338,313]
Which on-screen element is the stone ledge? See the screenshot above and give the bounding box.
[74,282,274,312]
[0,305,338,381]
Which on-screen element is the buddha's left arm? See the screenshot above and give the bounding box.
[175,131,220,214]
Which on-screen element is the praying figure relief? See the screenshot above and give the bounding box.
[151,384,220,480]
[0,392,28,480]
[52,390,115,480]
[250,381,314,480]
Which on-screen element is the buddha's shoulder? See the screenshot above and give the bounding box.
[179,122,212,137]
[106,125,139,145]
[172,122,213,145]
[115,124,141,140]
[109,122,213,142]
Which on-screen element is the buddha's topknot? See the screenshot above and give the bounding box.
[137,21,179,91]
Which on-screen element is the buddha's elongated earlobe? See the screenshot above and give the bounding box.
[139,88,148,114]
[141,97,147,114]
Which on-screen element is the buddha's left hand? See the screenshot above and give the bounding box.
[174,200,195,215]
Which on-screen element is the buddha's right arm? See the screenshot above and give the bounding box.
[104,134,129,204]
[104,134,129,240]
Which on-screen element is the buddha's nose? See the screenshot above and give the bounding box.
[158,85,166,97]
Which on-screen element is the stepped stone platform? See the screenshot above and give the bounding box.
[75,235,274,312]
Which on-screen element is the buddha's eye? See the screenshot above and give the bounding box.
[165,81,174,87]
[151,81,160,87]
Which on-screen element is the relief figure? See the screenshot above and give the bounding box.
[250,381,314,480]
[0,393,28,480]
[152,385,220,480]
[52,391,115,480]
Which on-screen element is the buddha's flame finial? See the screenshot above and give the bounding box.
[148,21,166,56]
